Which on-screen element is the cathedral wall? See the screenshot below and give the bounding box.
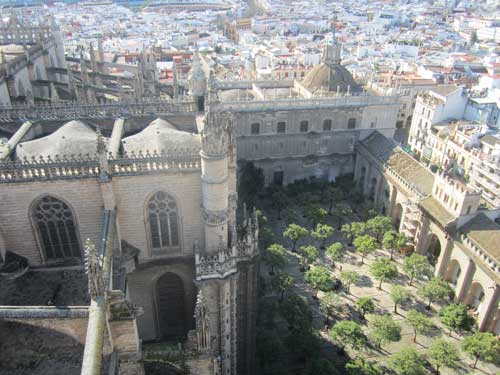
[249,154,354,185]
[0,81,10,106]
[360,104,399,139]
[233,107,364,136]
[127,262,196,341]
[237,131,356,161]
[112,172,204,259]
[0,179,103,265]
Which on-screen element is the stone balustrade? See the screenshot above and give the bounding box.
[0,151,201,183]
[0,97,197,122]
[460,234,500,275]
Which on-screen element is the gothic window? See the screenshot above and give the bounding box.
[323,119,332,131]
[277,121,286,134]
[147,191,179,250]
[250,122,260,135]
[347,118,356,129]
[32,196,81,261]
[300,120,309,132]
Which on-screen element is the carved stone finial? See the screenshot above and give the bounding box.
[84,238,105,300]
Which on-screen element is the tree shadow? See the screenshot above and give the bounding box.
[355,275,373,288]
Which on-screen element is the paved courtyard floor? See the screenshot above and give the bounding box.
[259,197,500,375]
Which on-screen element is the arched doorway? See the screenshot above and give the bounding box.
[444,259,461,287]
[393,203,403,230]
[426,234,441,266]
[465,282,486,315]
[156,273,187,340]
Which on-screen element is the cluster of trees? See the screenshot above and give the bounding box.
[331,310,500,374]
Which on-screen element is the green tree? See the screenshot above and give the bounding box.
[428,339,460,374]
[340,270,360,294]
[238,161,264,207]
[304,266,332,297]
[462,331,500,368]
[369,314,401,348]
[417,277,454,309]
[320,291,342,318]
[356,297,375,319]
[325,242,344,268]
[353,235,378,264]
[304,204,328,227]
[270,272,294,302]
[382,230,407,260]
[271,189,289,220]
[283,224,308,252]
[370,258,398,290]
[351,221,368,238]
[256,334,284,369]
[403,253,433,286]
[298,245,319,270]
[332,205,353,230]
[342,222,367,245]
[367,215,392,242]
[387,347,425,375]
[264,244,287,273]
[345,357,382,375]
[390,285,411,314]
[439,303,475,336]
[311,223,334,249]
[406,309,434,343]
[326,185,343,215]
[330,320,368,351]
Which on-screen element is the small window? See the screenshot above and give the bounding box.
[347,118,356,129]
[466,206,471,215]
[370,122,375,128]
[422,107,425,115]
[300,120,309,132]
[277,121,286,134]
[273,171,284,186]
[251,123,260,135]
[323,119,332,131]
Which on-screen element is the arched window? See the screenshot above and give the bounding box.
[32,196,81,261]
[147,191,179,250]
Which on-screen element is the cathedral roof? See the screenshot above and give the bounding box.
[16,120,105,160]
[301,62,361,94]
[360,131,434,196]
[121,118,200,154]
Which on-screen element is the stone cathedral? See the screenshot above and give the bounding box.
[0,13,403,375]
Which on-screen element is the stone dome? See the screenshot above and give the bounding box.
[301,63,361,94]
[16,120,105,160]
[121,118,200,155]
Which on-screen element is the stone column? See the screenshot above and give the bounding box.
[455,259,474,302]
[435,239,453,276]
[478,285,500,331]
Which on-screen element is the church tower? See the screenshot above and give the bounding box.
[194,92,258,375]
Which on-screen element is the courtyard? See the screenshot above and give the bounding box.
[247,171,500,375]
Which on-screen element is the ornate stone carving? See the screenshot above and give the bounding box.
[84,238,105,299]
[201,110,233,158]
[202,208,228,226]
[194,290,211,353]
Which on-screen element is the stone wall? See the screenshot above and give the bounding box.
[0,178,103,265]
